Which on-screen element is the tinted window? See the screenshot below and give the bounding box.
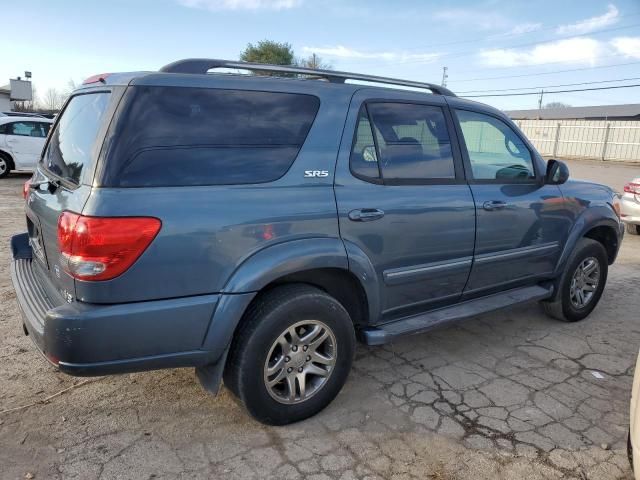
[456,110,535,181]
[0,124,6,135]
[42,93,111,185]
[101,86,320,187]
[350,107,380,179]
[367,103,456,180]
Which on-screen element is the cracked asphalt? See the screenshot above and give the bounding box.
[1,159,640,480]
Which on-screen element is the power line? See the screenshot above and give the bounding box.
[461,83,640,98]
[456,76,640,94]
[347,22,640,67]
[394,11,640,52]
[449,60,640,83]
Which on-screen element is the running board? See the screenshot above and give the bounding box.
[359,285,554,346]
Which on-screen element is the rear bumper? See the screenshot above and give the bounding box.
[10,232,251,377]
[622,195,640,225]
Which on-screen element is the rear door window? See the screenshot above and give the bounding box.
[42,92,111,185]
[350,102,456,182]
[101,86,320,187]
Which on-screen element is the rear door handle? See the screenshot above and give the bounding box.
[348,208,385,222]
[483,200,508,211]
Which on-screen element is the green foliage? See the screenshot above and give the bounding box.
[240,40,295,66]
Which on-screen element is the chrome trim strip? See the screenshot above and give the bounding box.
[474,242,559,264]
[384,257,472,285]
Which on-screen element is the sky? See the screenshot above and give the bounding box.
[2,0,640,110]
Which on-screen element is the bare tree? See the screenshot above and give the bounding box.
[544,102,571,109]
[297,53,332,70]
[41,88,63,112]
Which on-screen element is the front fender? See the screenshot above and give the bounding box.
[554,206,622,278]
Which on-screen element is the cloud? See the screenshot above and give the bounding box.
[611,36,640,59]
[479,37,606,67]
[177,0,301,11]
[556,4,619,35]
[507,23,542,36]
[302,46,441,63]
[433,8,509,30]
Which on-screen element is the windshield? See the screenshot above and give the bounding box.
[41,92,111,185]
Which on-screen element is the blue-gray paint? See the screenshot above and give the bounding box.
[10,69,624,385]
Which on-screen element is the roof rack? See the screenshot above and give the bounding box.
[159,58,456,97]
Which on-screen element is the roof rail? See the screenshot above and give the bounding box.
[159,58,456,97]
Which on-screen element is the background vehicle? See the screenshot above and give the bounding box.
[0,116,53,177]
[622,179,640,235]
[10,60,623,424]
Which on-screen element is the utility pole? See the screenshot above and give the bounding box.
[538,89,544,110]
[441,66,448,87]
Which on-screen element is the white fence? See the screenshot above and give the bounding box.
[515,119,640,163]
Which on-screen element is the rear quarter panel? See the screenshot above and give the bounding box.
[76,84,353,304]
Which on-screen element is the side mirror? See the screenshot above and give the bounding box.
[546,159,569,185]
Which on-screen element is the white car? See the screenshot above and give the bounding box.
[0,116,53,178]
[622,179,640,235]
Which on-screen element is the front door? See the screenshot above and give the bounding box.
[451,106,568,295]
[335,91,476,321]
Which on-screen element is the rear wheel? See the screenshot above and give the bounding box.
[0,153,12,178]
[626,223,640,235]
[224,284,355,425]
[541,238,608,322]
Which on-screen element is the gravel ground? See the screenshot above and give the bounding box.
[1,159,640,480]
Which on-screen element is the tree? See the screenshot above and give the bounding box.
[240,40,295,71]
[296,53,332,70]
[41,88,63,111]
[544,102,571,109]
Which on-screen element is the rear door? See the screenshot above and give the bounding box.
[4,121,47,169]
[450,105,568,295]
[335,90,476,322]
[25,90,119,300]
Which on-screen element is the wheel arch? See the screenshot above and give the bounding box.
[201,238,378,365]
[0,149,15,169]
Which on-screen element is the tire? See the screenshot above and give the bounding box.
[541,238,608,322]
[626,223,640,235]
[223,284,356,425]
[0,153,12,179]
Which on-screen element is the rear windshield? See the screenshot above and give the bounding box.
[100,86,320,187]
[41,92,111,185]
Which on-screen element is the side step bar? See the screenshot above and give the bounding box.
[359,284,554,346]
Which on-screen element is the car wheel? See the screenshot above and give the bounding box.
[541,238,608,322]
[0,153,12,178]
[626,223,640,235]
[224,284,355,425]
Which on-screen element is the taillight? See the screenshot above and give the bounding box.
[23,179,31,199]
[82,73,110,85]
[624,182,640,195]
[57,212,161,281]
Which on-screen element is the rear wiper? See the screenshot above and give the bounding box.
[30,177,61,193]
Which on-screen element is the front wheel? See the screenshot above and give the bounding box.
[224,284,355,425]
[541,238,608,322]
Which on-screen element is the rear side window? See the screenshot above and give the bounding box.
[350,102,456,182]
[101,86,320,187]
[42,93,111,185]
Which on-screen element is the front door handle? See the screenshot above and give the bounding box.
[483,200,508,211]
[348,208,385,222]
